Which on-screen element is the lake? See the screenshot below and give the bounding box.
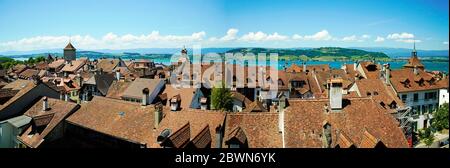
[13,57,448,73]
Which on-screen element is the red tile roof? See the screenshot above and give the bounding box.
[18,97,79,148]
[390,69,443,93]
[284,98,409,148]
[66,96,157,147]
[224,113,282,148]
[150,109,226,148]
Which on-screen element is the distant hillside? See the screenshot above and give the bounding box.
[351,47,449,58]
[226,47,390,61]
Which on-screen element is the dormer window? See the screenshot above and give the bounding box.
[367,92,372,96]
[373,91,378,95]
[278,79,284,86]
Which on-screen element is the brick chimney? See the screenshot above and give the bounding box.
[327,78,343,111]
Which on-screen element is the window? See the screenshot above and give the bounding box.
[413,93,419,102]
[422,105,427,115]
[401,95,407,102]
[428,104,433,113]
[412,121,418,132]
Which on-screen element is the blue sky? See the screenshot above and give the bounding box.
[0,0,448,51]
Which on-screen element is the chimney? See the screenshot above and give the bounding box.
[385,64,391,85]
[115,69,121,81]
[302,62,306,72]
[413,65,419,75]
[353,61,357,71]
[328,78,343,111]
[215,125,223,148]
[76,73,82,87]
[142,88,149,106]
[154,103,163,128]
[42,97,49,111]
[59,91,64,100]
[278,107,285,133]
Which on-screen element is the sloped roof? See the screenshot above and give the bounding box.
[284,98,409,148]
[18,97,79,148]
[121,78,163,99]
[390,69,443,93]
[403,56,424,69]
[151,109,226,148]
[224,113,282,148]
[64,42,76,50]
[66,96,157,147]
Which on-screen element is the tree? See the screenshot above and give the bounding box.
[418,127,435,147]
[210,81,233,111]
[432,103,449,132]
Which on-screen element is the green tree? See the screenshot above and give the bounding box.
[418,127,435,147]
[35,56,46,63]
[432,103,449,132]
[211,81,233,111]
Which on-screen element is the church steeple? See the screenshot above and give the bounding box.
[412,40,417,58]
[403,41,424,70]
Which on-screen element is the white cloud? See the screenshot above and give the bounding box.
[341,35,358,42]
[340,34,370,42]
[385,32,421,43]
[220,28,239,41]
[0,31,207,51]
[444,41,449,45]
[361,34,371,39]
[374,36,385,42]
[386,32,414,40]
[292,30,332,41]
[397,39,421,43]
[239,31,288,42]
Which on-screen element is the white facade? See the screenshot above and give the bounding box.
[397,90,439,131]
[439,88,449,106]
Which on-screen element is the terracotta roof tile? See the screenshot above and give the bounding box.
[284,98,408,148]
[18,97,79,148]
[390,69,442,93]
[66,96,156,147]
[152,109,226,148]
[224,113,282,148]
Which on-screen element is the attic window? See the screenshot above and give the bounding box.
[366,64,377,71]
[278,79,284,86]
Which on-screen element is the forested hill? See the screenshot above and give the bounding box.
[226,47,390,61]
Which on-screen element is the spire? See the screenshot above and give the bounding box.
[411,40,417,58]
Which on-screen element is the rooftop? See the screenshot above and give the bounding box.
[225,113,282,148]
[18,97,79,148]
[284,98,409,148]
[66,96,156,147]
[122,78,163,99]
